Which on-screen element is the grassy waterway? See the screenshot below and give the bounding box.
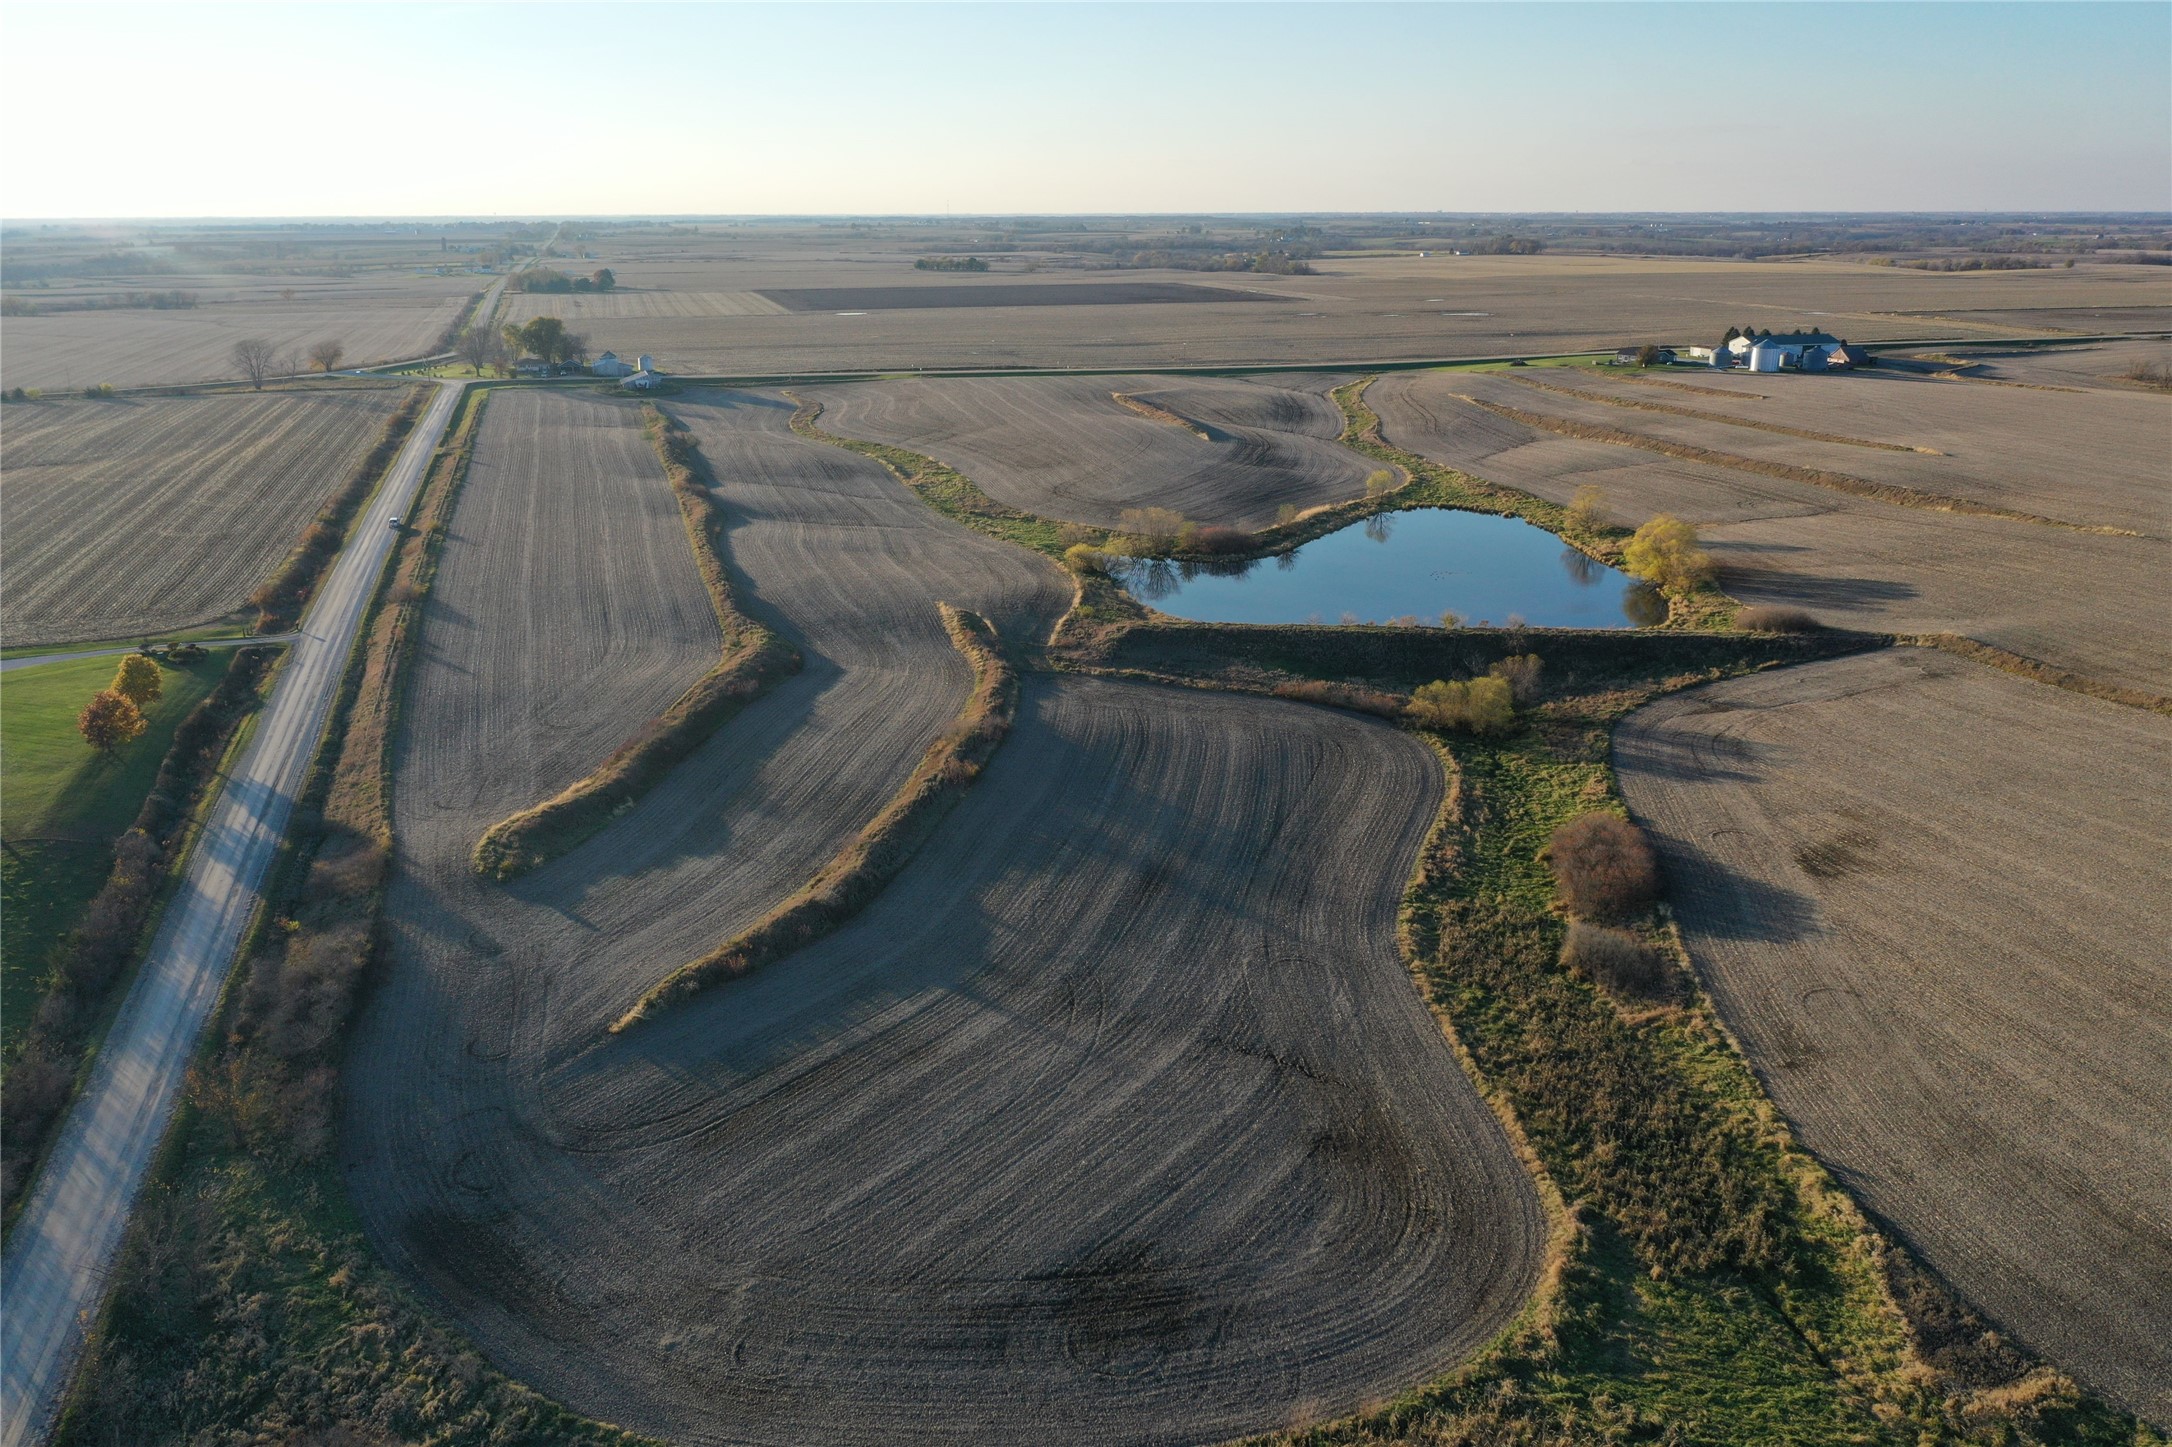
[1115,509,1663,628]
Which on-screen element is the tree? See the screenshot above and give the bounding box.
[307,339,345,374]
[78,690,147,753]
[590,267,616,291]
[1634,343,1663,367]
[1621,514,1716,594]
[112,653,163,707]
[506,316,569,365]
[457,326,494,376]
[1565,484,1606,533]
[561,331,590,368]
[230,337,278,389]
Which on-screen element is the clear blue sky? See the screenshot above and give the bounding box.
[3,3,2165,217]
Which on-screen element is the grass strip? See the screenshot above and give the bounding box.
[613,603,1016,1031]
[0,646,276,1223]
[470,404,801,881]
[1456,390,2140,537]
[786,392,1076,557]
[55,385,660,1446]
[1906,633,2172,716]
[249,384,431,634]
[1110,390,1216,441]
[1507,370,1942,454]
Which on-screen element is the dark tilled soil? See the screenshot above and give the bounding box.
[345,387,1543,1446]
[1617,649,2172,1423]
[758,283,1281,312]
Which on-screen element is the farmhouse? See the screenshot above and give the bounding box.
[591,351,635,378]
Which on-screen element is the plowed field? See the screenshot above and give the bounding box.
[1,387,406,645]
[1616,649,2172,1421]
[344,387,1542,1445]
[0,276,474,391]
[1517,367,2169,536]
[801,373,1373,529]
[1371,370,2171,695]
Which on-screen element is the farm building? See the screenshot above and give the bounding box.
[1613,346,1677,366]
[591,351,635,378]
[620,368,665,391]
[1717,330,1863,372]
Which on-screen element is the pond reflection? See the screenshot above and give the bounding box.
[1111,508,1654,629]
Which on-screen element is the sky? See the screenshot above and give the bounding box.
[2,2,2166,218]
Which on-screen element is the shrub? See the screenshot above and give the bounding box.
[1275,503,1302,527]
[1063,542,1107,574]
[1622,514,1716,594]
[1183,524,1253,555]
[1548,812,1658,921]
[1561,923,1669,999]
[1487,653,1544,703]
[1734,605,1821,633]
[1365,469,1398,498]
[1273,680,1404,717]
[2120,360,2172,391]
[1056,522,1100,548]
[1113,506,1189,555]
[1407,675,1516,735]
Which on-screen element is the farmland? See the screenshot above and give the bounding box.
[1,386,409,646]
[0,275,477,392]
[495,232,2172,376]
[1371,360,2171,695]
[337,386,1541,1444]
[0,220,493,390]
[1617,648,2172,1422]
[800,373,1374,528]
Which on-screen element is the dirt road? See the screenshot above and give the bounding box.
[0,380,463,1447]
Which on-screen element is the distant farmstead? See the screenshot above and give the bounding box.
[1717,329,1866,372]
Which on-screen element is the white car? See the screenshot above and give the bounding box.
[387,514,401,528]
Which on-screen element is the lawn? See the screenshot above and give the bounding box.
[2,651,231,1049]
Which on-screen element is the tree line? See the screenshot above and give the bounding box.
[512,266,616,293]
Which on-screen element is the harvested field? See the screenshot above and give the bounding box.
[1934,339,2172,392]
[1895,304,2172,335]
[488,248,2167,376]
[0,273,476,391]
[0,386,408,645]
[800,373,1373,529]
[1616,648,2172,1422]
[1372,369,2171,694]
[345,386,1540,1444]
[758,281,1278,311]
[1511,366,2170,536]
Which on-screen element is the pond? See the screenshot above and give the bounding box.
[1112,508,1663,629]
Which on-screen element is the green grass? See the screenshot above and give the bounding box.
[2,653,231,1048]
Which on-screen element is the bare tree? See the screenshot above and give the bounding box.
[562,331,590,368]
[230,338,278,390]
[456,327,493,376]
[307,339,345,374]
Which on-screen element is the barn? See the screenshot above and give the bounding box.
[591,351,635,378]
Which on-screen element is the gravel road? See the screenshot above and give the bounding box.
[0,380,462,1447]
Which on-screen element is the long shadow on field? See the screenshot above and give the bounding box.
[1649,837,1823,945]
[1717,561,1921,611]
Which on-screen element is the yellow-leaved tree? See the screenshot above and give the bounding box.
[1621,515,1716,594]
[112,652,164,708]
